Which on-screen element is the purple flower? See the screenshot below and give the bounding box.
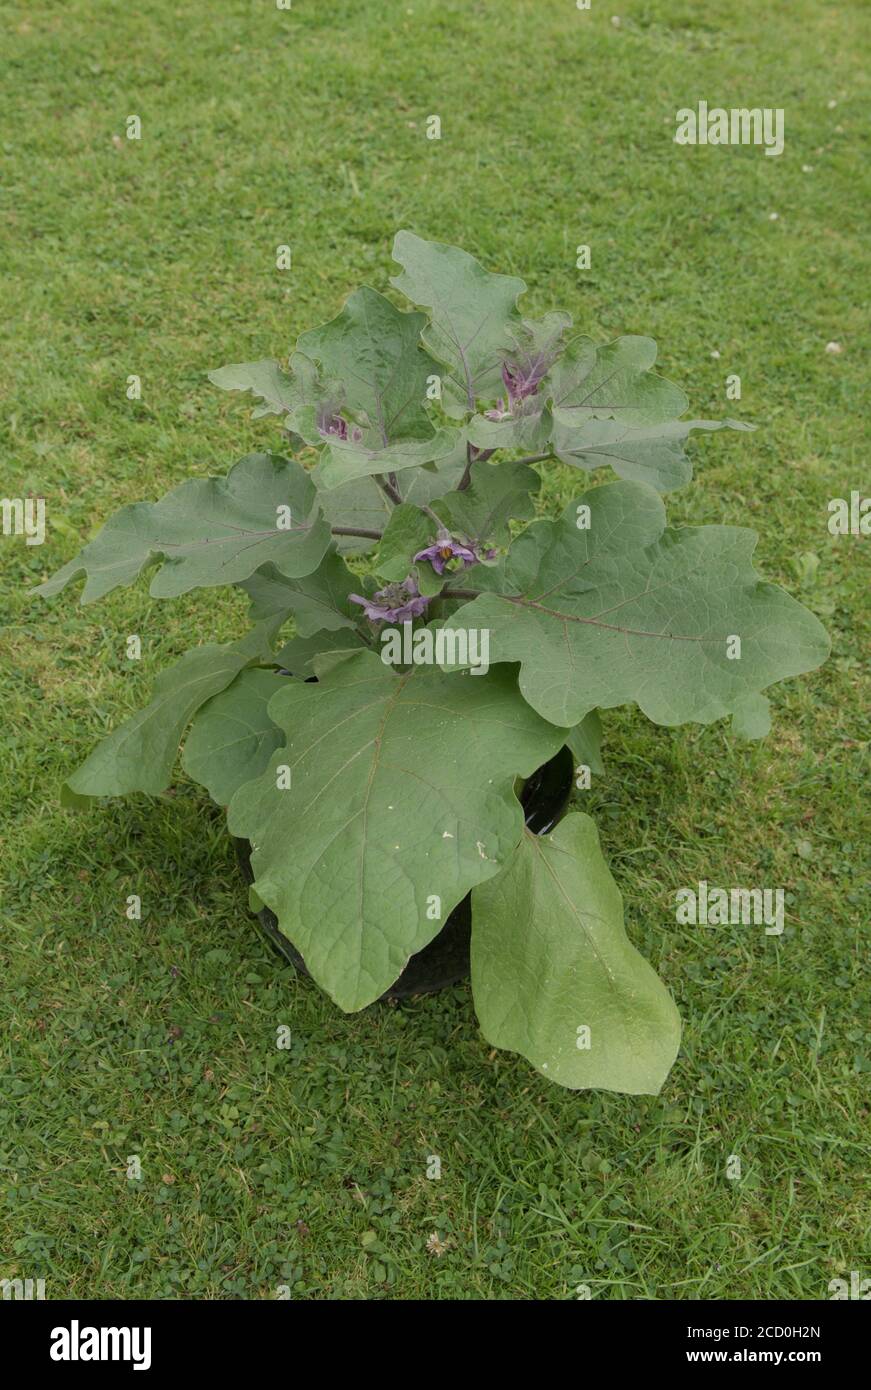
[349,576,431,624]
[502,357,548,407]
[483,374,544,421]
[317,405,362,444]
[413,529,478,575]
[485,323,565,418]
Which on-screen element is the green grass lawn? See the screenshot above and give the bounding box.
[2,0,869,1299]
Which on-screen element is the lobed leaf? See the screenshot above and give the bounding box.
[441,479,830,728]
[208,353,326,421]
[391,231,526,416]
[295,286,458,485]
[297,287,437,440]
[240,548,360,637]
[35,453,330,604]
[548,335,688,427]
[431,457,539,547]
[551,415,754,494]
[313,431,458,490]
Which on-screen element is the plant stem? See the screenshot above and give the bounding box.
[513,452,551,466]
[375,474,403,506]
[331,526,383,540]
[457,441,475,492]
[457,442,495,492]
[439,586,481,601]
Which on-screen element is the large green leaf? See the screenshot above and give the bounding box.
[209,358,296,416]
[295,286,456,485]
[208,353,316,419]
[313,431,458,490]
[182,667,286,805]
[227,651,567,1010]
[297,287,436,441]
[441,479,830,728]
[471,814,681,1094]
[541,334,752,492]
[432,458,540,547]
[550,416,753,494]
[35,454,330,604]
[64,631,270,801]
[240,548,359,637]
[548,335,688,427]
[391,231,526,416]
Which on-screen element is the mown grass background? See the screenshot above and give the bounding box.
[1,0,868,1300]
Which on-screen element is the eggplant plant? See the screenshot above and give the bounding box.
[37,233,829,1095]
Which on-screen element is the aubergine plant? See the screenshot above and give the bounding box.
[37,233,829,1096]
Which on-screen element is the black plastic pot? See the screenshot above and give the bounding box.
[234,744,574,1001]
